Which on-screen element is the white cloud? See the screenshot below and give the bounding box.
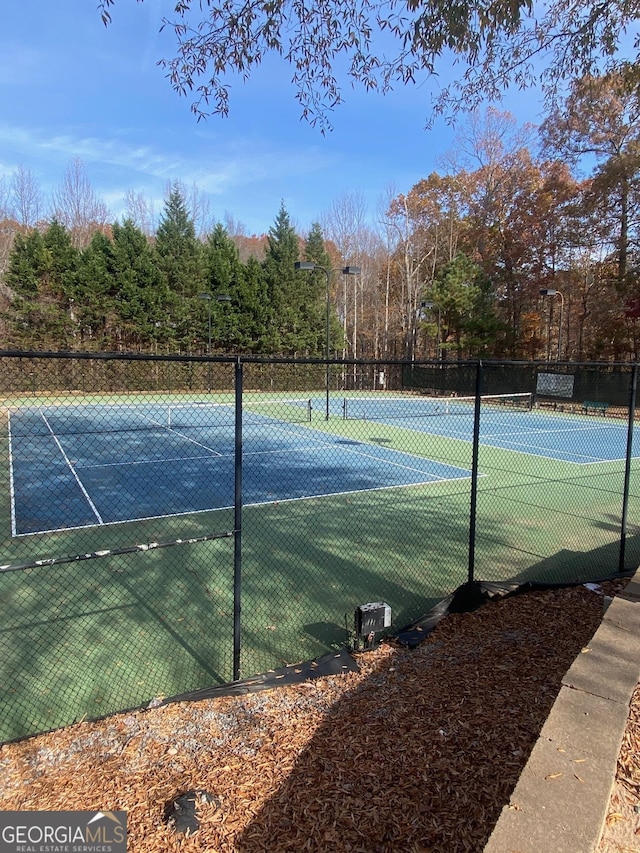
[0,122,335,195]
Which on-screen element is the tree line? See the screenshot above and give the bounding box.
[1,188,337,356]
[2,71,640,362]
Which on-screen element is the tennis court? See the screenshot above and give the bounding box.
[9,392,637,537]
[8,398,473,535]
[3,354,640,745]
[338,392,639,463]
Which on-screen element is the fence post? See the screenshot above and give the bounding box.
[468,360,483,585]
[619,363,638,574]
[233,357,243,681]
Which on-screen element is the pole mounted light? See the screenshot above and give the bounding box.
[295,261,361,419]
[199,293,232,391]
[540,288,564,362]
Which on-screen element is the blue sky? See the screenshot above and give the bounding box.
[1,1,546,237]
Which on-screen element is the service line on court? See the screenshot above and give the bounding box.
[40,411,104,525]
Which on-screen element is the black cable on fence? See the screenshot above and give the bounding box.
[0,530,234,575]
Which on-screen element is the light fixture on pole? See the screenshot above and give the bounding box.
[295,261,361,419]
[539,288,564,361]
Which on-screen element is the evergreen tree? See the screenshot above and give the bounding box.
[429,253,504,359]
[202,223,241,352]
[6,221,78,348]
[41,220,78,301]
[74,230,117,349]
[111,220,170,351]
[302,222,342,356]
[5,230,47,297]
[233,255,270,353]
[201,224,271,353]
[262,203,307,354]
[155,184,206,302]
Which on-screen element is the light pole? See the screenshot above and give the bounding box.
[199,293,212,391]
[421,300,442,360]
[199,292,232,391]
[540,288,564,361]
[295,262,361,419]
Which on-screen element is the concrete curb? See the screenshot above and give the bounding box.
[484,571,640,853]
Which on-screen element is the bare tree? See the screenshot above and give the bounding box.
[322,191,368,369]
[10,166,45,228]
[0,175,16,286]
[124,189,156,236]
[52,158,110,249]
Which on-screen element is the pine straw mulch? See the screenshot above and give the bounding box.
[1,578,637,853]
[598,678,640,853]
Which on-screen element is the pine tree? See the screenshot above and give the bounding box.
[200,224,271,353]
[74,230,116,349]
[41,220,78,301]
[233,255,270,353]
[302,222,342,356]
[112,220,170,350]
[262,203,307,355]
[6,221,78,348]
[155,184,206,302]
[5,231,47,296]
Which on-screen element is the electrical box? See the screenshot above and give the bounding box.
[354,602,392,638]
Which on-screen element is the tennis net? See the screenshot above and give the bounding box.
[342,392,533,421]
[5,398,313,438]
[168,399,312,428]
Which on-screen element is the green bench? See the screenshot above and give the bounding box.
[582,401,609,416]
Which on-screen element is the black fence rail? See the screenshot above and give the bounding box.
[0,352,637,743]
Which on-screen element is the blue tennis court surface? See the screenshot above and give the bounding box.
[337,395,640,464]
[9,397,639,536]
[8,401,471,535]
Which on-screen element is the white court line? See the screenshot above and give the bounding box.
[14,473,473,537]
[163,429,225,455]
[40,411,104,525]
[481,422,625,440]
[483,437,606,463]
[79,452,224,470]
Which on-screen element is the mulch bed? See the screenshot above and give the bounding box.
[0,578,634,852]
[598,680,640,852]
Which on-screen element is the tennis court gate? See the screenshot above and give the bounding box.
[0,352,638,743]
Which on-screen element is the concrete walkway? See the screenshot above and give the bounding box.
[485,570,640,853]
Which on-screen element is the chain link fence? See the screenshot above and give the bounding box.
[0,352,637,743]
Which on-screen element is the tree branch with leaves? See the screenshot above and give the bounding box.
[99,0,639,130]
